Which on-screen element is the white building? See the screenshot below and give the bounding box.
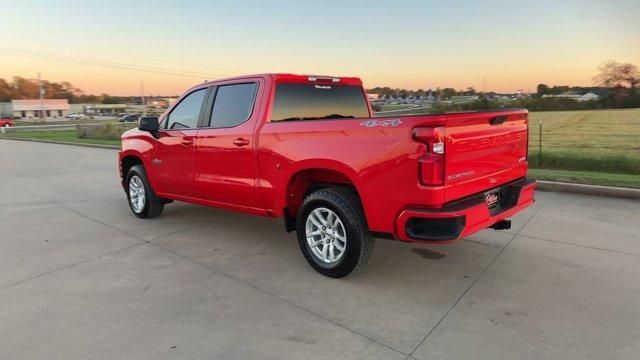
[541,92,601,102]
[0,99,70,119]
[578,92,600,101]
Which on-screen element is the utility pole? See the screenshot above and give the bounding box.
[140,81,145,106]
[482,76,487,93]
[38,72,45,121]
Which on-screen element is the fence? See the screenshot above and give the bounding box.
[527,110,640,175]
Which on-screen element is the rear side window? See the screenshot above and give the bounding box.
[270,83,369,122]
[165,89,206,129]
[209,83,257,128]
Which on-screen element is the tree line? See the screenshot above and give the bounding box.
[0,76,149,104]
[370,61,640,111]
[367,86,478,99]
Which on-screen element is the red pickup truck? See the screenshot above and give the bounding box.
[119,74,536,277]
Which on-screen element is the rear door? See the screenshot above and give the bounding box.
[443,110,528,202]
[195,79,262,208]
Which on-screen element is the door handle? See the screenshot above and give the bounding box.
[233,138,250,146]
[181,137,194,146]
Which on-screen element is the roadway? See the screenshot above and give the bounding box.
[1,139,639,359]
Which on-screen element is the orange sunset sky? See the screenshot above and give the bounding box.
[0,0,638,96]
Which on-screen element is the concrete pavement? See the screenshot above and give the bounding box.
[1,139,639,359]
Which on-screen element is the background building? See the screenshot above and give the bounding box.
[542,91,601,102]
[0,99,70,119]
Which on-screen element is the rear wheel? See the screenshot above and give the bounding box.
[126,165,164,218]
[296,187,374,278]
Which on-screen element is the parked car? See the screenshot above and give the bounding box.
[119,74,536,277]
[0,118,13,127]
[66,112,84,119]
[119,114,139,123]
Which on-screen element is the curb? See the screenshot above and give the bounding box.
[0,137,119,150]
[537,180,640,200]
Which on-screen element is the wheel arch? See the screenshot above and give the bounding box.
[119,152,144,188]
[281,162,365,232]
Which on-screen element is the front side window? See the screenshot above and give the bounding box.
[270,83,369,122]
[208,83,257,128]
[165,88,206,129]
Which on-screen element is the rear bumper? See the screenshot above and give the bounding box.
[395,178,536,243]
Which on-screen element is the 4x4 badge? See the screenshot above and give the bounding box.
[152,158,162,165]
[360,119,402,127]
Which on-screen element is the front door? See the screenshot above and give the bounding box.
[195,81,261,208]
[153,87,208,198]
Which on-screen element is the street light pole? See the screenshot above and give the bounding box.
[37,72,45,121]
[140,81,145,106]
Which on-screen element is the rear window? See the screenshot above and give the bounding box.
[209,83,257,128]
[270,83,369,122]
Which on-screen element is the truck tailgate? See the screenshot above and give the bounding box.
[443,110,528,202]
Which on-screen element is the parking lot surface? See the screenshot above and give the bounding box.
[1,139,639,359]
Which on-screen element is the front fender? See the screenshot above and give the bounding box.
[119,134,156,187]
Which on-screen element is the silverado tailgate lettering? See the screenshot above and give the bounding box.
[455,131,526,152]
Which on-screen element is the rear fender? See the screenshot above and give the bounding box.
[280,160,365,219]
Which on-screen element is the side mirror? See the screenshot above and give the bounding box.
[138,116,160,138]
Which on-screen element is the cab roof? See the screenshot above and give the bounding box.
[201,73,362,86]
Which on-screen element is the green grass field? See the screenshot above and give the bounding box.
[0,129,120,147]
[11,119,116,127]
[528,108,640,157]
[528,108,640,179]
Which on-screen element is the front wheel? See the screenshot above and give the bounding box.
[296,187,375,278]
[126,165,164,218]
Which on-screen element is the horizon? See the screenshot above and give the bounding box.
[1,0,638,96]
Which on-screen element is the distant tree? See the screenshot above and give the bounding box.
[41,80,83,101]
[441,88,456,99]
[0,78,16,101]
[477,94,490,109]
[594,61,639,89]
[549,85,571,95]
[101,94,120,104]
[594,61,640,107]
[536,84,550,97]
[12,76,39,99]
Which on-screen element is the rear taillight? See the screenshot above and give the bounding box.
[413,127,445,186]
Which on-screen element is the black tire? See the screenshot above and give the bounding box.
[296,187,375,278]
[125,164,164,218]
